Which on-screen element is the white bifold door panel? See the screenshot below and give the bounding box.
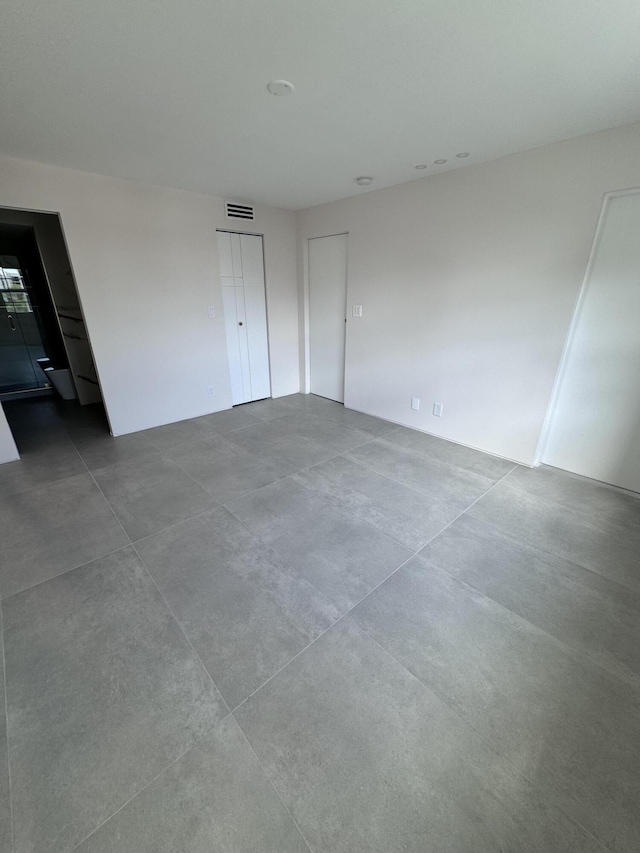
[309,233,348,403]
[542,191,640,493]
[217,231,271,405]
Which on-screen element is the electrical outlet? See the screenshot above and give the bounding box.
[352,304,363,317]
[411,397,420,411]
[433,402,443,417]
[207,386,216,397]
[207,306,216,318]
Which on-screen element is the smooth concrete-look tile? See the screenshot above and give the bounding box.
[0,472,129,598]
[285,413,373,453]
[223,417,311,453]
[227,479,412,612]
[74,716,308,853]
[421,514,640,684]
[4,399,72,443]
[352,555,640,853]
[137,508,339,708]
[469,480,640,592]
[228,412,372,456]
[227,427,338,477]
[239,398,300,421]
[0,613,12,853]
[293,454,461,550]
[384,425,516,479]
[288,396,396,437]
[192,406,264,434]
[142,417,215,450]
[345,436,495,510]
[93,455,218,541]
[58,402,110,435]
[4,546,226,853]
[71,428,160,472]
[505,463,640,534]
[236,621,602,853]
[166,433,282,503]
[0,430,86,494]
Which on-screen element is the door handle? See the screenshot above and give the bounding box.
[7,313,15,331]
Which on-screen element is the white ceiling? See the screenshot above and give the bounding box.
[1,0,639,210]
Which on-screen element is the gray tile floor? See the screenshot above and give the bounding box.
[0,394,639,852]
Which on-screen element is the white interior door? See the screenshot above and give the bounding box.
[217,231,271,405]
[542,191,640,493]
[309,233,348,402]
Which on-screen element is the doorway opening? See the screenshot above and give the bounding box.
[0,249,55,394]
[308,232,348,403]
[0,207,102,407]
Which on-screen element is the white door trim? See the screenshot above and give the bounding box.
[533,186,640,466]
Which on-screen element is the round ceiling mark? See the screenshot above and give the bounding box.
[267,80,295,96]
[355,176,373,186]
[456,152,470,158]
[434,159,447,164]
[414,164,428,170]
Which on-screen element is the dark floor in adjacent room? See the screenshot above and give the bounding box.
[0,393,639,852]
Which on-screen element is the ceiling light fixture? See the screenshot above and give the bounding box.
[414,164,428,170]
[456,152,470,158]
[266,80,295,96]
[434,159,447,164]
[355,176,373,186]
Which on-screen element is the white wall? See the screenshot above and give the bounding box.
[0,405,19,464]
[297,123,640,465]
[542,190,640,492]
[0,155,299,435]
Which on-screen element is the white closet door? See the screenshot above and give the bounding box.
[221,284,243,403]
[217,231,271,405]
[309,233,348,402]
[240,234,271,400]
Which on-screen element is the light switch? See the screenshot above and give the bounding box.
[352,305,363,317]
[208,306,216,318]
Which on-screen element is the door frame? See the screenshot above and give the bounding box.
[216,228,274,403]
[533,187,640,467]
[300,231,349,395]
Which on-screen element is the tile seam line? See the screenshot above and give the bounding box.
[419,554,640,694]
[291,450,488,535]
[342,444,507,500]
[0,541,135,603]
[355,429,517,483]
[494,472,640,538]
[88,452,225,542]
[228,465,518,713]
[291,459,522,555]
[361,629,612,853]
[0,464,88,499]
[230,718,316,853]
[1,440,130,601]
[228,546,421,717]
[65,711,233,853]
[86,460,232,710]
[130,540,231,715]
[140,402,303,451]
[465,503,640,597]
[222,428,379,461]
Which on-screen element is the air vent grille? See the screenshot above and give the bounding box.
[225,201,255,221]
